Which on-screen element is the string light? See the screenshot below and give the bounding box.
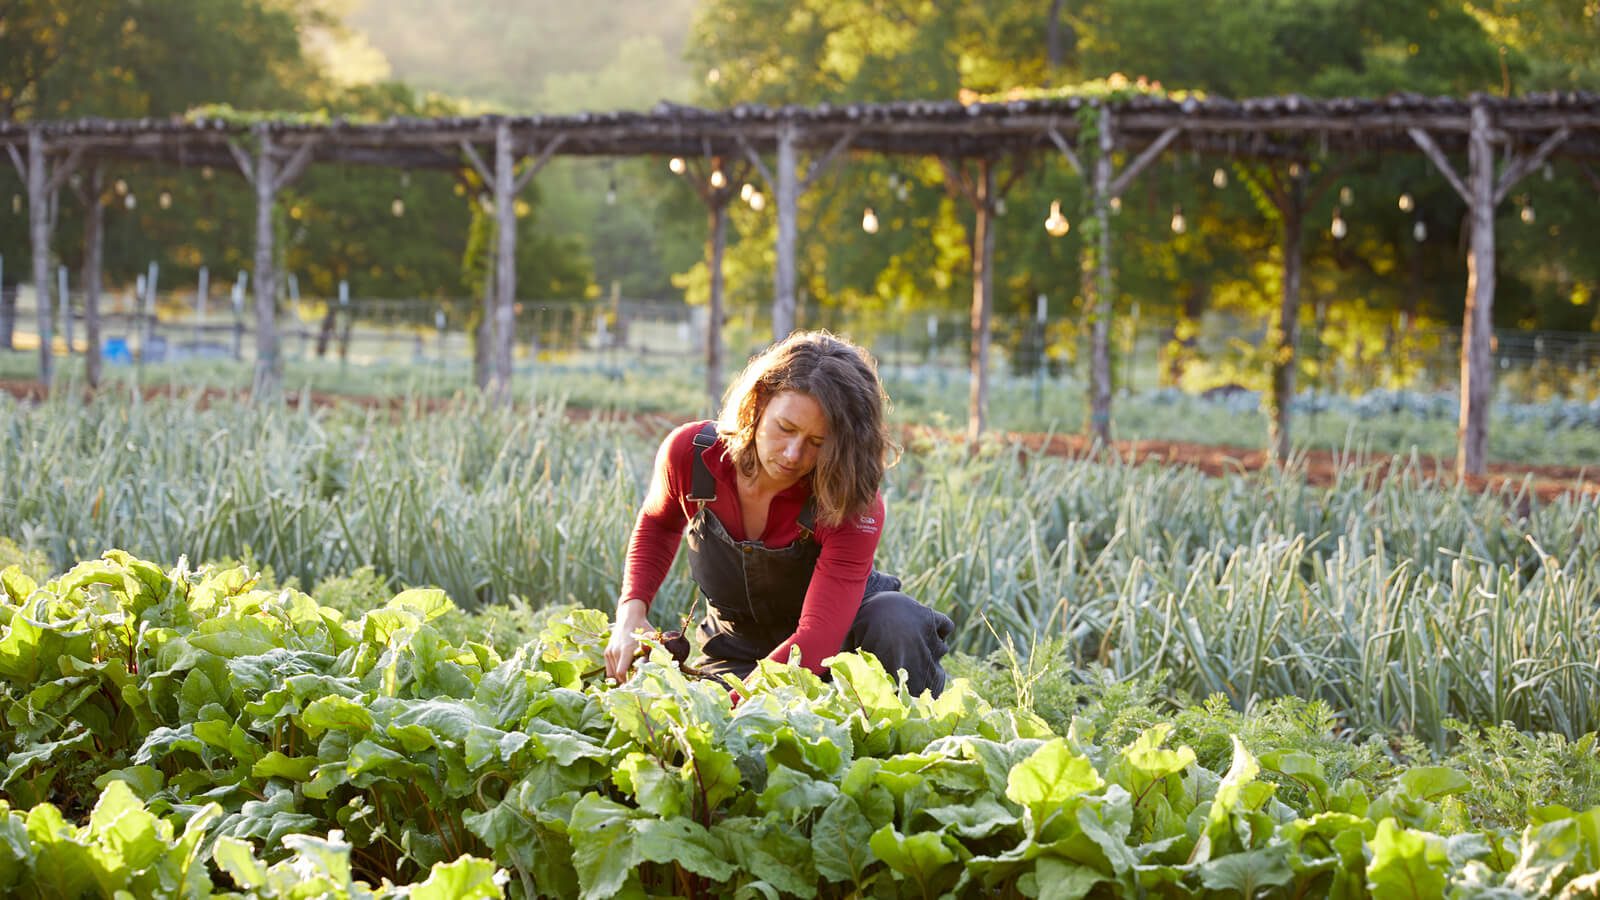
[1330,209,1347,239]
[709,169,727,189]
[158,190,173,210]
[200,165,214,181]
[895,181,910,202]
[114,178,129,197]
[861,207,879,234]
[478,193,494,213]
[1520,200,1536,224]
[668,157,686,175]
[1044,199,1070,237]
[994,197,1007,216]
[1339,186,1354,206]
[1398,192,1414,212]
[1109,196,1122,214]
[11,194,21,214]
[391,196,405,217]
[1288,163,1303,178]
[1212,167,1228,189]
[1413,220,1427,242]
[1169,204,1186,234]
[748,190,766,211]
[123,193,137,210]
[739,183,755,202]
[1543,163,1554,181]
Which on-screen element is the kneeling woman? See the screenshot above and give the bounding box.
[604,330,953,696]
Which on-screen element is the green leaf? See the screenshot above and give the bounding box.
[1006,738,1105,825]
[814,795,877,883]
[1036,857,1105,900]
[212,836,267,890]
[1367,819,1448,900]
[1396,767,1472,803]
[634,817,737,881]
[869,825,961,897]
[828,652,907,725]
[300,694,375,736]
[1261,751,1330,809]
[921,796,1019,839]
[251,752,317,782]
[758,764,839,822]
[716,817,817,898]
[386,588,455,623]
[409,855,505,900]
[568,793,641,900]
[613,752,685,818]
[1199,843,1294,896]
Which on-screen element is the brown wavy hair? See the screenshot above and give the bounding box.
[716,330,898,527]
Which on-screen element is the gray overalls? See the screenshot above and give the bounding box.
[684,424,953,696]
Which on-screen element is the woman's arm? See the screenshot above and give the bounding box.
[766,494,886,675]
[608,423,700,680]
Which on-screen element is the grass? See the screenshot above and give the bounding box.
[3,389,1597,746]
[6,348,1597,468]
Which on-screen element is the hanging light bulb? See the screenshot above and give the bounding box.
[739,183,755,202]
[200,165,214,181]
[1109,196,1122,214]
[994,197,1007,216]
[391,195,406,217]
[114,178,129,196]
[895,181,910,202]
[1169,204,1186,234]
[400,171,412,188]
[158,190,173,210]
[710,169,727,189]
[668,157,686,175]
[1413,220,1427,242]
[1044,199,1070,237]
[1288,162,1303,178]
[887,173,900,190]
[861,207,879,234]
[1330,209,1347,239]
[605,180,617,206]
[1520,201,1536,224]
[124,193,137,210]
[10,194,19,214]
[1543,163,1554,181]
[478,193,494,213]
[748,190,766,211]
[1212,167,1228,189]
[1339,186,1354,206]
[1398,192,1414,212]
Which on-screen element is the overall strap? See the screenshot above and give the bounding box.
[797,497,817,536]
[688,422,718,503]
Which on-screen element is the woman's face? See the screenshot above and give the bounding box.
[753,389,828,489]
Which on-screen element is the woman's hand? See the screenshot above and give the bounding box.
[605,597,651,683]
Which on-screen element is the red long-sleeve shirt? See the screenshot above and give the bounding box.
[621,421,886,675]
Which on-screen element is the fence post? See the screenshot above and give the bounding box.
[196,265,209,350]
[337,280,351,367]
[1035,293,1047,418]
[57,265,70,357]
[143,261,159,361]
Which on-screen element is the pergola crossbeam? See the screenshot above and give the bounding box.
[1408,128,1472,205]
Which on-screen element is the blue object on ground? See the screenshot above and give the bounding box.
[104,337,131,364]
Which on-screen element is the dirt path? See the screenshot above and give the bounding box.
[6,379,1594,504]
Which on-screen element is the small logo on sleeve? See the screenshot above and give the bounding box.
[854,514,880,533]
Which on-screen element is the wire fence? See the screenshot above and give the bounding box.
[2,282,1599,403]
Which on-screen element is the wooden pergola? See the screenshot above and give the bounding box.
[4,91,1598,476]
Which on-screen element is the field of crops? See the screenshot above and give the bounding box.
[4,388,1600,897]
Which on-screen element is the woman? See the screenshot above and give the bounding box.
[604,330,953,696]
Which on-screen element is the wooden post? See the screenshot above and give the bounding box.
[251,126,280,396]
[0,252,9,351]
[1270,171,1306,464]
[968,158,995,445]
[1088,106,1114,445]
[1459,103,1496,477]
[774,122,799,338]
[27,128,54,391]
[56,265,69,356]
[82,164,104,388]
[707,202,727,407]
[494,121,518,404]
